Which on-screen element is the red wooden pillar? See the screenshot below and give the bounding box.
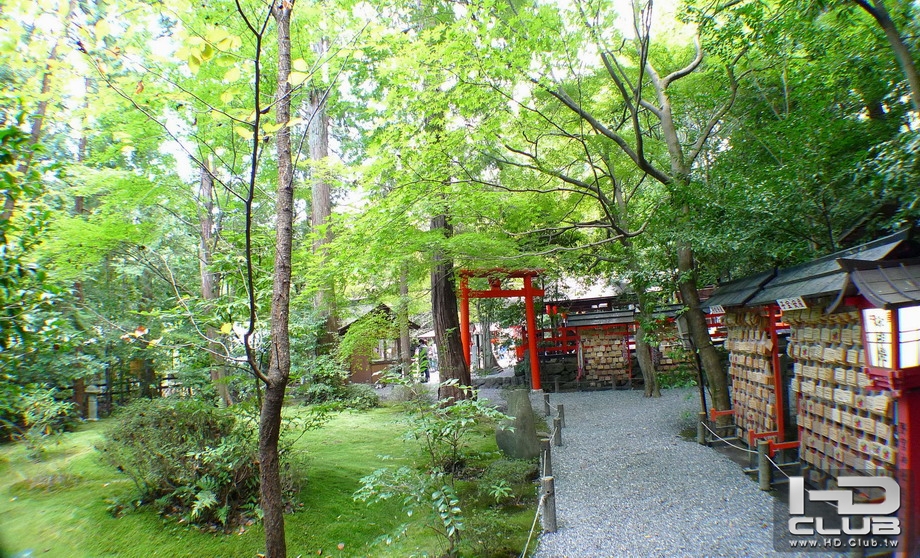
[524,275,542,391]
[459,275,471,367]
[768,304,786,442]
[897,389,920,555]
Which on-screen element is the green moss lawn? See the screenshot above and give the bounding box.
[0,405,537,558]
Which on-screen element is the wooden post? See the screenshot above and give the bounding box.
[543,393,550,416]
[73,378,85,418]
[554,376,560,393]
[768,305,786,441]
[540,438,552,476]
[541,476,557,533]
[758,440,771,491]
[697,411,707,445]
[895,387,920,555]
[553,417,562,446]
[557,404,565,428]
[749,431,758,470]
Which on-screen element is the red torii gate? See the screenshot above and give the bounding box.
[458,269,544,391]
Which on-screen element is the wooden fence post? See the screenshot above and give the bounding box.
[758,440,771,491]
[541,476,557,533]
[540,438,552,476]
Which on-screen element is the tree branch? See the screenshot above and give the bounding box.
[686,56,748,165]
[661,34,704,88]
[541,84,674,185]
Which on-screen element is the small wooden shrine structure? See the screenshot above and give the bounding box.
[835,258,920,551]
[705,228,920,552]
[495,293,707,391]
[338,303,419,384]
[457,273,710,392]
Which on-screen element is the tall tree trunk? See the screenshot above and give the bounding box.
[308,38,337,350]
[476,300,498,371]
[1,0,75,222]
[71,84,92,416]
[635,325,660,397]
[853,0,920,113]
[631,276,661,397]
[430,213,471,401]
[398,263,412,375]
[677,244,729,414]
[78,77,92,162]
[261,4,295,556]
[199,159,232,406]
[617,222,660,397]
[650,51,731,411]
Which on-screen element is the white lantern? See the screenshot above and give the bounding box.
[862,305,920,371]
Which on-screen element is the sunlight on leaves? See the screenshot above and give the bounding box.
[223,66,241,83]
[288,71,310,86]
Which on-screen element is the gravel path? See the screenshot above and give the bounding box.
[530,388,842,558]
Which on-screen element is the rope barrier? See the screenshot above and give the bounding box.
[765,453,793,479]
[701,420,758,454]
[522,402,567,557]
[520,492,548,558]
[767,453,841,510]
[701,418,841,511]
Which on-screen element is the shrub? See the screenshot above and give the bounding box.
[299,381,341,405]
[465,509,526,558]
[389,381,434,405]
[343,383,379,410]
[406,394,510,474]
[292,354,383,412]
[0,383,22,442]
[97,398,264,528]
[356,376,512,556]
[658,367,699,389]
[355,467,464,556]
[294,355,350,404]
[375,372,510,474]
[476,459,538,506]
[1,385,76,459]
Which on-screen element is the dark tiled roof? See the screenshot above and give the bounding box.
[566,309,635,327]
[642,303,686,319]
[704,270,776,311]
[748,230,910,306]
[839,260,920,309]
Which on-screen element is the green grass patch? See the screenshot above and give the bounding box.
[0,404,539,557]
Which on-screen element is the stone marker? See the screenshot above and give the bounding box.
[496,388,541,460]
[85,385,102,421]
